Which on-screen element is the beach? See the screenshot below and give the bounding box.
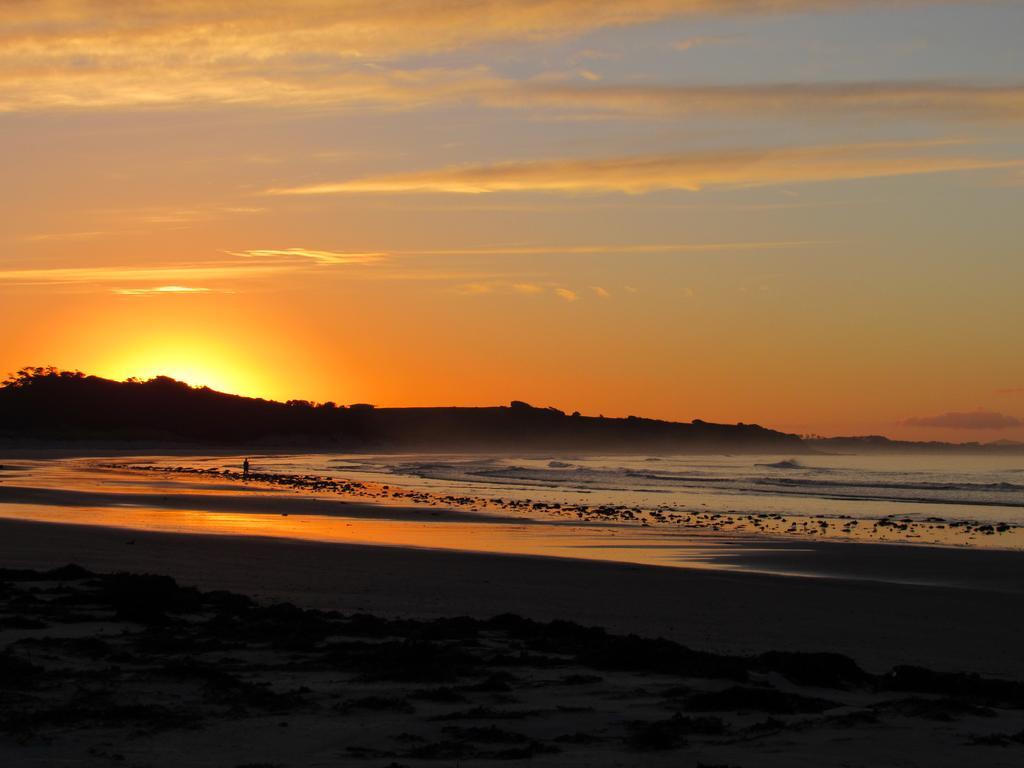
[3,453,1024,766]
[2,453,1024,672]
[3,525,1024,767]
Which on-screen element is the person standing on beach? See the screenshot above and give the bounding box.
[243,458,250,480]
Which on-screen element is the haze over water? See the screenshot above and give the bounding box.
[173,452,1024,526]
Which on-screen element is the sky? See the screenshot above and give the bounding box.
[1,0,1023,441]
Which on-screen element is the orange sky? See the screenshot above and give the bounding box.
[1,1,1023,441]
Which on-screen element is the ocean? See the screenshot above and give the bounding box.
[233,451,1024,526]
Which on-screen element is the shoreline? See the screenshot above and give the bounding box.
[109,456,1024,549]
[4,471,1024,592]
[3,455,1024,591]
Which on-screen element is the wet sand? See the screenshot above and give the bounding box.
[0,483,520,524]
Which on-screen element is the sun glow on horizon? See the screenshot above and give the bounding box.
[112,365,249,397]
[99,344,272,400]
[1,2,1022,440]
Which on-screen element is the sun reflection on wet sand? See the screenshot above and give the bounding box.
[0,499,764,572]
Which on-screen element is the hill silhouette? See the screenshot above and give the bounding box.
[0,367,805,453]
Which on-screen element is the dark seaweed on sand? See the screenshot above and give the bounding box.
[3,564,1024,763]
[683,686,840,714]
[626,713,728,751]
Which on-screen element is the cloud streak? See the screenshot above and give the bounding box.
[903,410,1023,430]
[0,238,808,291]
[6,57,1022,123]
[458,282,593,302]
[112,285,217,296]
[229,248,385,265]
[673,35,739,51]
[0,262,290,287]
[1,1,999,119]
[554,288,579,302]
[502,81,1024,121]
[1,2,955,62]
[268,141,1019,196]
[384,241,819,256]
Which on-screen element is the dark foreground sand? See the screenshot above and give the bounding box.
[2,518,1023,678]
[3,544,1024,767]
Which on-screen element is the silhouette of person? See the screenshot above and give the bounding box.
[243,458,250,480]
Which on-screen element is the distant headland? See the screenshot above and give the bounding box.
[1,367,1021,454]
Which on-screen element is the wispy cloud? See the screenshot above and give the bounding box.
[512,283,546,294]
[268,141,1018,196]
[502,81,1024,121]
[22,231,112,243]
[9,63,1022,124]
[0,238,815,293]
[902,410,1023,430]
[453,283,497,296]
[454,282,624,302]
[0,262,289,287]
[0,248,379,293]
[112,285,218,296]
[386,241,819,256]
[22,206,265,244]
[0,2,953,64]
[673,35,738,52]
[0,2,984,116]
[229,248,385,265]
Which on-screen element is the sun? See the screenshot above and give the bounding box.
[100,341,270,399]
[128,363,244,394]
